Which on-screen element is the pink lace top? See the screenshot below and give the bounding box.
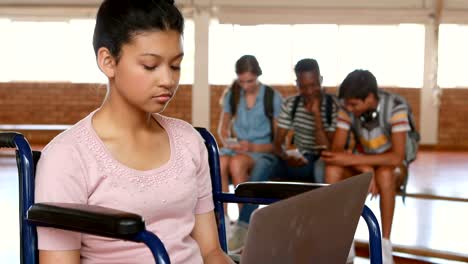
[35,111,214,264]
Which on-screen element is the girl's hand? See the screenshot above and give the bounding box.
[238,140,251,152]
[228,143,242,152]
[230,140,251,152]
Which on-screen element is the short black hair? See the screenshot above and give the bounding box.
[338,69,378,100]
[294,58,320,76]
[235,55,262,76]
[93,0,184,61]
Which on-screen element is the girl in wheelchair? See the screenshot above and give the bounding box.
[35,0,232,263]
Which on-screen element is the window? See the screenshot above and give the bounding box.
[0,19,11,82]
[0,19,195,84]
[291,24,339,86]
[180,20,195,85]
[438,24,468,88]
[69,19,106,83]
[337,24,424,88]
[209,23,293,85]
[0,19,428,87]
[209,22,425,88]
[2,20,71,82]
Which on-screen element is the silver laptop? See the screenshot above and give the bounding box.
[240,172,372,264]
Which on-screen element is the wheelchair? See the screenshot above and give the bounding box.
[0,128,382,264]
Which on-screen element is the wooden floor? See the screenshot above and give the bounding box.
[354,196,468,262]
[355,151,468,263]
[405,151,468,201]
[0,150,467,263]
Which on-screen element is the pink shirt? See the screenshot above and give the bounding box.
[35,111,214,264]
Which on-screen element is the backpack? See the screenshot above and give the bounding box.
[229,84,275,140]
[379,91,420,166]
[381,91,420,200]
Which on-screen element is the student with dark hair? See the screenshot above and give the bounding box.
[227,58,338,253]
[217,55,283,236]
[273,58,338,182]
[35,0,233,263]
[322,69,417,264]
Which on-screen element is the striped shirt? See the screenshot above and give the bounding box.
[337,91,411,154]
[278,94,338,153]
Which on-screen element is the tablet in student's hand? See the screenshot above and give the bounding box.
[225,137,238,146]
[286,148,303,158]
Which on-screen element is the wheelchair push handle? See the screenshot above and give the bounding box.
[0,132,22,148]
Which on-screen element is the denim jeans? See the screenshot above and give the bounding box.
[274,153,320,182]
[238,153,322,225]
[237,154,278,225]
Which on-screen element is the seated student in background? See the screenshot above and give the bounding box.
[322,69,414,264]
[35,0,233,263]
[217,54,283,237]
[273,58,338,183]
[227,58,338,253]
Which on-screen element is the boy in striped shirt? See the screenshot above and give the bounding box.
[274,58,338,183]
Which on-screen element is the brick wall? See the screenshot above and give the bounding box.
[439,89,468,149]
[0,83,193,144]
[0,82,105,124]
[0,82,466,149]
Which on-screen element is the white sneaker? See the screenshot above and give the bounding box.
[228,223,248,254]
[224,215,233,240]
[347,240,355,264]
[382,238,394,264]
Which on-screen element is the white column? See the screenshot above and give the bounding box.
[420,1,443,145]
[192,9,211,128]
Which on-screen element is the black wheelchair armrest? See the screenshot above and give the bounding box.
[27,203,145,240]
[234,181,329,199]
